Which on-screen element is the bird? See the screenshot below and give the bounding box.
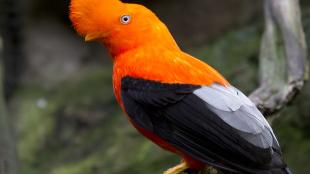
[69,0,292,173]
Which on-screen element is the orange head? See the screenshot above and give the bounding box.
[70,0,179,56]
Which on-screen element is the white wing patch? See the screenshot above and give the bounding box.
[194,84,254,112]
[193,84,279,149]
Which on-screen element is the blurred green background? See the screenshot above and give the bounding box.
[0,0,309,174]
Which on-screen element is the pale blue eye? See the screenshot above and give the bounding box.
[120,15,131,24]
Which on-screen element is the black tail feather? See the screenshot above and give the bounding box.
[266,166,292,174]
[210,166,292,174]
[282,167,292,174]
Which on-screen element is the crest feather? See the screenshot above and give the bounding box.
[70,0,123,36]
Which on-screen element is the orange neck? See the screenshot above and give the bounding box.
[112,46,229,104]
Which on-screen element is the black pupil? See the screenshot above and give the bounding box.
[123,17,128,22]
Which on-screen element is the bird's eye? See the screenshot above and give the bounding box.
[120,15,131,24]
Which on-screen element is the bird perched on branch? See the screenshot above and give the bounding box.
[70,0,292,173]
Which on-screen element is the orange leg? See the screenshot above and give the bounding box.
[164,160,189,174]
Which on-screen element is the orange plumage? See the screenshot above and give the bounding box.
[70,0,228,101]
[70,0,291,173]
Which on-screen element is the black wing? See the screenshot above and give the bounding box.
[121,76,286,173]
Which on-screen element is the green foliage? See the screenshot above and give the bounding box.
[16,68,178,174]
[191,25,261,93]
[272,83,310,174]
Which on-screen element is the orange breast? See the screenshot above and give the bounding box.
[112,46,229,104]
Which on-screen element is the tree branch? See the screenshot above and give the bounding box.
[249,0,308,116]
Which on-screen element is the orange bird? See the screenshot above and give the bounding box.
[70,0,292,173]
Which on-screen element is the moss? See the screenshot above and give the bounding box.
[16,87,56,172]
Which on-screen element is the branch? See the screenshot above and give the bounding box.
[249,0,308,116]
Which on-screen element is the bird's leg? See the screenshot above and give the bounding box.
[164,160,189,174]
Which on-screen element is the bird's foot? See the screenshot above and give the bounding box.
[164,161,189,174]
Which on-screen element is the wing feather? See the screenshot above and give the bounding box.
[193,84,279,148]
[121,77,285,173]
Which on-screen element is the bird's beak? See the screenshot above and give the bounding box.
[85,33,102,42]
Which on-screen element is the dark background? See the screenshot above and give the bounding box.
[0,0,309,174]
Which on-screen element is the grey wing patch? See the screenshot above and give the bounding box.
[194,84,279,149]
